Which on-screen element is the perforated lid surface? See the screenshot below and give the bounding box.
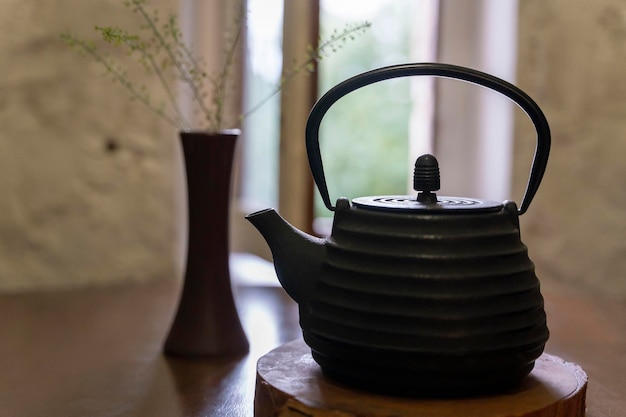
[351,195,503,212]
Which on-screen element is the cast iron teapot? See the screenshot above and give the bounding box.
[246,63,550,396]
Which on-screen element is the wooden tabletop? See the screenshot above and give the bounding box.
[0,278,624,416]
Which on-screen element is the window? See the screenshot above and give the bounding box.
[240,0,284,211]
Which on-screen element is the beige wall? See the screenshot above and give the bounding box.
[0,0,184,291]
[514,0,626,297]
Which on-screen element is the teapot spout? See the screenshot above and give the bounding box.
[245,209,325,303]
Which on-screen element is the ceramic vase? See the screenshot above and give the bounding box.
[164,130,249,356]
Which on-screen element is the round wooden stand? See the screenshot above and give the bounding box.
[254,339,587,417]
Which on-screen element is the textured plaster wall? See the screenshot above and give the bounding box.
[514,0,626,296]
[0,0,185,291]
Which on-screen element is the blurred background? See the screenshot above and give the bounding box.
[1,0,625,297]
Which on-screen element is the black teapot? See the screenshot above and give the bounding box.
[246,63,550,396]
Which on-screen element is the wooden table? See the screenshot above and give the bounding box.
[0,278,624,416]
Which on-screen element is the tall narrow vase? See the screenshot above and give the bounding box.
[164,130,249,356]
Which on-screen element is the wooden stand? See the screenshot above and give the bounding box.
[255,339,587,417]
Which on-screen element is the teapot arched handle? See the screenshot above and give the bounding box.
[305,62,550,216]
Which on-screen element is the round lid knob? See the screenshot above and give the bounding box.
[414,154,440,204]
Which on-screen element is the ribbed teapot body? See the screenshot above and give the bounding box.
[300,199,549,396]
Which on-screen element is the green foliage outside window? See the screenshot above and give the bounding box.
[317,3,412,217]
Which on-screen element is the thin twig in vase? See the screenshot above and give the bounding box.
[61,0,370,131]
[242,22,372,120]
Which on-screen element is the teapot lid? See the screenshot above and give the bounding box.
[352,196,502,212]
[352,154,502,213]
